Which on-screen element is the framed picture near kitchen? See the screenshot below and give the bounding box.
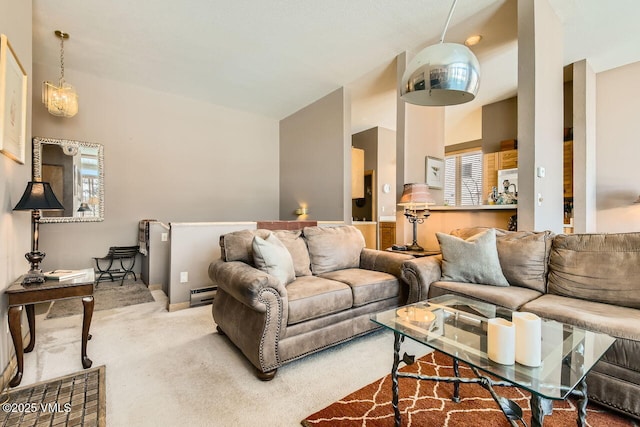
[425,156,444,189]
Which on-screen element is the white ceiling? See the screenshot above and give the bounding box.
[33,0,640,128]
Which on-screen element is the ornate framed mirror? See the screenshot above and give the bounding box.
[33,137,104,223]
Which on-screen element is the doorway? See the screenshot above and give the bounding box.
[352,170,375,221]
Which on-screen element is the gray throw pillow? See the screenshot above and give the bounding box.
[252,233,296,286]
[304,225,365,275]
[272,230,312,277]
[221,229,270,264]
[451,227,553,292]
[436,228,509,287]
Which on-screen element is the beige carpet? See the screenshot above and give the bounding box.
[19,292,640,427]
[1,366,106,427]
[20,290,429,426]
[46,280,155,319]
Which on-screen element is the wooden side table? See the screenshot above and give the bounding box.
[386,248,441,257]
[6,268,95,387]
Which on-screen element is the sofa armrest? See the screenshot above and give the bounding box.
[401,255,443,303]
[360,248,415,278]
[208,259,287,313]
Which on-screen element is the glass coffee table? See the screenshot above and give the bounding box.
[371,294,616,427]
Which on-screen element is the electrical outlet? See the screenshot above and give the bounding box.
[161,232,168,242]
[180,272,188,283]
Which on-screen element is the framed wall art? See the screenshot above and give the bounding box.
[425,156,444,189]
[0,34,28,164]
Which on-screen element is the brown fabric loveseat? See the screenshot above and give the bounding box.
[208,225,414,380]
[401,227,640,420]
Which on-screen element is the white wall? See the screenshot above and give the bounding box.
[596,61,640,232]
[377,127,397,218]
[32,64,280,271]
[168,222,256,310]
[445,107,482,146]
[0,0,32,389]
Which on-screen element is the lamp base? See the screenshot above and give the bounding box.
[22,272,45,284]
[23,250,46,284]
[406,242,425,251]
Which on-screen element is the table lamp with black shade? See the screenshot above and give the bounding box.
[13,181,64,284]
[398,183,434,251]
[77,202,91,216]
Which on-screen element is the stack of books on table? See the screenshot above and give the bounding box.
[44,270,87,280]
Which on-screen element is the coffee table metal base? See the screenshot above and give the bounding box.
[391,332,588,427]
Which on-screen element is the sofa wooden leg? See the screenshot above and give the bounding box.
[216,326,226,336]
[257,368,277,381]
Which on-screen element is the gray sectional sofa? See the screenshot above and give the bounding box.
[208,225,414,380]
[401,227,640,420]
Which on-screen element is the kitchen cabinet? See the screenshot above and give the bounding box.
[379,221,396,250]
[351,147,364,199]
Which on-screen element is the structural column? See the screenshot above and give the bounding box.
[517,0,564,233]
[572,59,597,233]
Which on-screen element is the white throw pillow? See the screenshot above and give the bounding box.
[252,233,296,286]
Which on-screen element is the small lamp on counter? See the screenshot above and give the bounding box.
[13,181,64,284]
[397,183,434,251]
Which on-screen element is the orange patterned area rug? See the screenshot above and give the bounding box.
[302,351,636,427]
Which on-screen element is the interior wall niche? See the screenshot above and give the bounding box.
[481,96,518,154]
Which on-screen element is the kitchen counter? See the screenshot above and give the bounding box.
[429,204,517,211]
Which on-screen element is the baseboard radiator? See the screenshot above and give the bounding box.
[190,286,217,307]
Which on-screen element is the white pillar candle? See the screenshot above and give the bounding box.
[487,318,516,365]
[513,311,542,367]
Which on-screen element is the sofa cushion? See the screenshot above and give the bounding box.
[320,268,400,307]
[252,233,296,286]
[451,227,553,293]
[521,294,640,342]
[220,229,270,264]
[428,281,542,311]
[437,229,510,287]
[272,230,312,277]
[286,276,353,325]
[547,232,640,309]
[304,225,365,275]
